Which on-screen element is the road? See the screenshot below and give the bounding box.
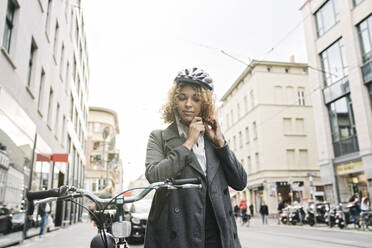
[8,218,372,248]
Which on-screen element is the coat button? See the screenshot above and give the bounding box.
[174,207,180,214]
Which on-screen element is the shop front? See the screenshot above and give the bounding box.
[336,160,369,203]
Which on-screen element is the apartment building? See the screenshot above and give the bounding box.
[85,107,123,198]
[0,0,89,231]
[301,0,372,203]
[219,60,321,214]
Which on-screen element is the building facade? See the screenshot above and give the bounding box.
[219,60,321,214]
[85,107,123,198]
[0,0,89,232]
[301,0,372,203]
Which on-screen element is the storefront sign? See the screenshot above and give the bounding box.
[336,160,363,176]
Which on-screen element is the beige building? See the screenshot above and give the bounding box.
[0,0,89,227]
[301,0,372,203]
[219,60,321,214]
[85,107,123,198]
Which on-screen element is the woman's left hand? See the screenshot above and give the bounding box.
[204,117,225,148]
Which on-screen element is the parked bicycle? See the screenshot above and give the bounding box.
[26,177,202,248]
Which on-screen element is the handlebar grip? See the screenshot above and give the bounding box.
[173,178,201,185]
[27,188,60,201]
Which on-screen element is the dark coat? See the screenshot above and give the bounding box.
[259,205,269,216]
[144,122,247,248]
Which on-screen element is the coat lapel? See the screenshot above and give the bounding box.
[204,134,220,185]
[163,122,206,178]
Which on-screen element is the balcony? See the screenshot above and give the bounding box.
[323,76,350,105]
[361,60,372,85]
[333,135,359,157]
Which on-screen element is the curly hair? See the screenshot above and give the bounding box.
[161,82,215,124]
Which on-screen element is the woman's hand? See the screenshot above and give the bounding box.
[183,117,205,150]
[204,117,225,148]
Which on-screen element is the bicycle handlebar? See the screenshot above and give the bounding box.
[27,178,202,208]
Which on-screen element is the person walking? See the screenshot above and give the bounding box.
[249,203,254,217]
[259,202,269,225]
[37,202,50,236]
[144,68,247,248]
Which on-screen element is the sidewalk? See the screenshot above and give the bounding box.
[244,216,372,235]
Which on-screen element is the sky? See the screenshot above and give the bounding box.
[83,0,308,188]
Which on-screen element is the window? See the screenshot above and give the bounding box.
[2,0,17,53]
[230,109,234,124]
[274,86,283,104]
[353,0,364,7]
[285,67,289,73]
[65,61,70,89]
[253,121,257,139]
[328,95,359,157]
[239,131,243,148]
[255,152,259,171]
[320,39,348,86]
[250,90,254,109]
[285,86,294,105]
[55,103,60,137]
[69,96,74,121]
[286,149,295,169]
[245,127,250,144]
[267,66,271,72]
[295,118,305,134]
[357,15,372,63]
[60,43,65,77]
[53,22,59,59]
[247,156,251,173]
[297,87,305,105]
[283,118,292,134]
[47,88,54,127]
[72,56,77,81]
[299,149,308,168]
[62,115,66,146]
[237,103,240,119]
[27,39,37,87]
[315,0,339,37]
[75,19,79,44]
[37,69,45,113]
[244,96,248,113]
[45,0,52,31]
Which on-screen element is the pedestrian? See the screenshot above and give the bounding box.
[259,201,269,225]
[234,203,240,220]
[277,200,285,224]
[37,202,50,236]
[144,68,247,248]
[249,203,254,216]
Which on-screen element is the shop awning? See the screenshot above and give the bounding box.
[247,183,264,190]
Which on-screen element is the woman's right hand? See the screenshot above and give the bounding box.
[183,117,205,150]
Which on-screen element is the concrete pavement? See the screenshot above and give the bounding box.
[7,217,372,248]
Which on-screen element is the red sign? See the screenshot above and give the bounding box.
[36,154,51,162]
[52,154,69,162]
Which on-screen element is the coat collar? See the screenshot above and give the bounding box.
[163,122,219,184]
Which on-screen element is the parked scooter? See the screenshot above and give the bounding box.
[325,204,337,227]
[280,206,290,225]
[288,205,306,225]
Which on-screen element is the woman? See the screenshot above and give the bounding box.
[145,68,247,248]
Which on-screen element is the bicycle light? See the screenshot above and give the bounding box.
[112,221,131,238]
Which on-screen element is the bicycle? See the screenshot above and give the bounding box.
[26,177,202,248]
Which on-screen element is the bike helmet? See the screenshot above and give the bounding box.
[174,67,214,91]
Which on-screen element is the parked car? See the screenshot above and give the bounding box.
[126,199,152,244]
